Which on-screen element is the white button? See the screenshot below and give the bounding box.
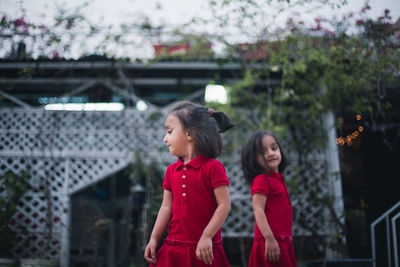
[182,184,186,188]
[182,175,186,179]
[182,193,186,196]
[183,167,187,170]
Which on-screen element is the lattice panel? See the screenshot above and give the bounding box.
[291,159,329,236]
[0,107,337,261]
[11,231,62,259]
[0,158,66,259]
[222,161,253,237]
[0,109,167,155]
[68,158,130,194]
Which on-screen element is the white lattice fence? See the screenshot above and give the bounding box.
[0,107,341,264]
[222,161,253,237]
[0,157,65,259]
[0,108,171,262]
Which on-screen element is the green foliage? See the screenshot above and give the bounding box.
[123,151,163,218]
[0,1,100,59]
[225,7,399,142]
[0,171,30,257]
[212,2,399,257]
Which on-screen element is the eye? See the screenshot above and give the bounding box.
[272,146,279,151]
[167,129,172,134]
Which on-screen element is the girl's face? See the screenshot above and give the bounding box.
[164,114,192,158]
[257,134,282,173]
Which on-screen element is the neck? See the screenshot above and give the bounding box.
[182,145,199,164]
[265,167,278,174]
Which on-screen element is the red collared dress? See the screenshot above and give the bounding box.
[248,172,297,267]
[150,154,230,267]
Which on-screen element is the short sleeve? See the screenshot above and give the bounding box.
[163,165,172,191]
[251,174,270,197]
[209,160,229,190]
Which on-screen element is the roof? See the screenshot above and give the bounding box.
[0,59,281,108]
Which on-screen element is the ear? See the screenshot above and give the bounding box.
[185,130,193,141]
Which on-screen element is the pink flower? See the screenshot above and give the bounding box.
[356,19,365,26]
[361,4,371,13]
[348,12,354,18]
[39,24,46,30]
[314,18,322,24]
[22,26,29,35]
[324,30,335,36]
[156,2,162,10]
[52,50,61,59]
[13,17,26,27]
[66,18,74,29]
[311,24,322,31]
[384,9,390,17]
[378,16,385,21]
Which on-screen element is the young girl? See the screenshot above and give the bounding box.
[144,101,233,267]
[241,130,296,267]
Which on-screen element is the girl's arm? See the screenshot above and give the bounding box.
[252,193,280,262]
[196,185,231,265]
[144,190,173,264]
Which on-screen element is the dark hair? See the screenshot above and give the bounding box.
[241,130,288,183]
[169,101,233,158]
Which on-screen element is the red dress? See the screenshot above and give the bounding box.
[150,154,230,267]
[248,172,297,267]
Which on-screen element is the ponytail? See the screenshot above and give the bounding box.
[211,111,234,133]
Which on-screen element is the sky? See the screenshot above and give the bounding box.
[1,0,399,58]
[2,0,399,22]
[1,0,398,25]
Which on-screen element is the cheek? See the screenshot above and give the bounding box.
[257,155,265,167]
[276,155,282,165]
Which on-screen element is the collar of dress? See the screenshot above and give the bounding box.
[267,171,284,181]
[176,154,208,170]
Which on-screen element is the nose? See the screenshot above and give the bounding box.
[163,135,167,143]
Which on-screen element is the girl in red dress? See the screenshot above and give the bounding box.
[144,101,233,267]
[241,130,297,267]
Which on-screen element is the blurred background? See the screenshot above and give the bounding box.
[0,0,399,267]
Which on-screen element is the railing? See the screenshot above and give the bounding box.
[370,201,400,267]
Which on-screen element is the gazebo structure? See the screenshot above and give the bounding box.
[0,58,343,266]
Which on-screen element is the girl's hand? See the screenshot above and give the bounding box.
[144,239,158,264]
[196,235,214,265]
[265,236,280,262]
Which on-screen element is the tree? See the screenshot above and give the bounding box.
[195,1,399,259]
[160,0,399,259]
